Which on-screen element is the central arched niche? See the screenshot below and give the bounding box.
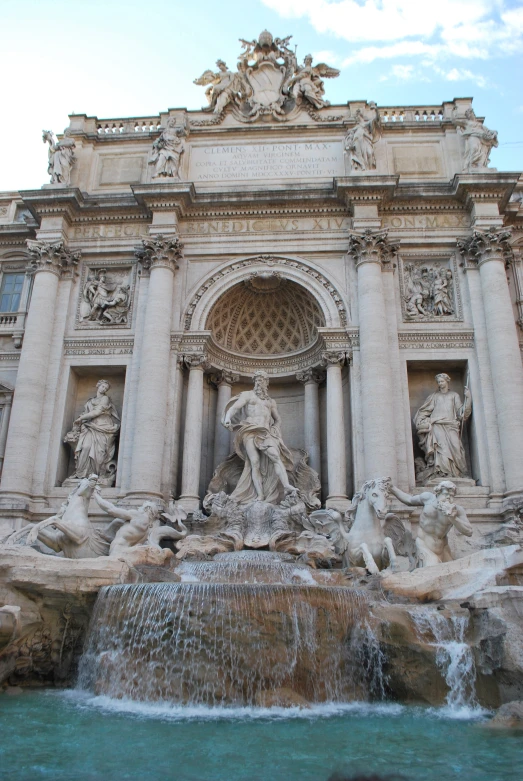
[206,272,326,356]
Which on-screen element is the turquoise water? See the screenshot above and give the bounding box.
[1,691,522,781]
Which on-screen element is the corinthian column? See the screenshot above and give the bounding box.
[348,230,397,482]
[129,234,182,498]
[179,353,208,511]
[458,228,523,494]
[322,352,349,509]
[212,370,239,470]
[296,367,324,477]
[0,241,80,499]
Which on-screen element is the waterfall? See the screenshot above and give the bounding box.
[78,579,385,707]
[409,607,478,710]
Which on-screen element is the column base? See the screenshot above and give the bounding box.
[124,490,165,504]
[326,495,350,513]
[178,495,201,513]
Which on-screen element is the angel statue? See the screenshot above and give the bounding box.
[148,117,188,179]
[194,60,243,114]
[42,128,76,185]
[290,55,340,110]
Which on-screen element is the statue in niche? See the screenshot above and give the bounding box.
[5,474,111,558]
[80,269,131,325]
[42,129,76,186]
[63,380,120,487]
[403,264,455,320]
[414,373,472,481]
[290,54,340,110]
[148,117,188,179]
[93,489,188,556]
[390,480,473,568]
[452,108,498,171]
[222,370,298,505]
[344,103,381,172]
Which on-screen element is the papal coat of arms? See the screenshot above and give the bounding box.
[194,30,339,122]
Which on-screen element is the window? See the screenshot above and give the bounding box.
[0,273,25,312]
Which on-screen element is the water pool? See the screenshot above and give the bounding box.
[1,691,521,781]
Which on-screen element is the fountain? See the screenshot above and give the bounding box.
[78,551,384,707]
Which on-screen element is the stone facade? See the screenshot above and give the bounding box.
[0,30,523,538]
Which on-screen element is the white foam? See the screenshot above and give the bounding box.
[59,691,406,722]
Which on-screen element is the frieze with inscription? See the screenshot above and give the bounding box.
[73,224,146,240]
[182,215,350,235]
[188,142,344,182]
[382,214,470,230]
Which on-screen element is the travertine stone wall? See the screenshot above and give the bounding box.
[0,92,521,529]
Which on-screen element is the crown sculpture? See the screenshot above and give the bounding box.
[194,30,340,122]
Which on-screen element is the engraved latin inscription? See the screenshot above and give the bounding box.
[189,142,344,182]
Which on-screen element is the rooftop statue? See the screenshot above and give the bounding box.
[194,30,339,122]
[344,102,381,172]
[42,128,76,186]
[452,108,498,171]
[148,117,188,179]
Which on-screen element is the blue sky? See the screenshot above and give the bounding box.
[1,0,522,191]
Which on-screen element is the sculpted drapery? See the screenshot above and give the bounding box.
[67,380,121,485]
[414,374,471,479]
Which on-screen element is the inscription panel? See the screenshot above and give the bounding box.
[188,142,344,182]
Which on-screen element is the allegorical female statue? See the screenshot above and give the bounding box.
[148,118,187,179]
[452,108,498,171]
[64,380,121,486]
[42,128,76,185]
[344,103,381,172]
[414,373,471,481]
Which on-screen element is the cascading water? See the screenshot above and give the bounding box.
[409,606,478,709]
[78,553,386,707]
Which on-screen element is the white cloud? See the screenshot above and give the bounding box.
[312,50,340,64]
[433,65,489,87]
[260,0,523,63]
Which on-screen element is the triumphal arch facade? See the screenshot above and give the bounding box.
[0,29,523,539]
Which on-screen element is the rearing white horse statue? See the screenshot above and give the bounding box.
[342,477,399,574]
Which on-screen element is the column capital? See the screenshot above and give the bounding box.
[179,352,209,371]
[347,229,398,268]
[135,233,183,273]
[209,369,239,388]
[457,226,513,268]
[296,367,326,385]
[26,239,81,277]
[321,350,350,368]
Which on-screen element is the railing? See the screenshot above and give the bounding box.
[0,312,26,329]
[379,106,444,123]
[96,118,162,135]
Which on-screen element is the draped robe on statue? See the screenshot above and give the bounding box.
[226,395,295,505]
[414,390,468,477]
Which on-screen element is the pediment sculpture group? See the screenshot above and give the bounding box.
[5,370,476,574]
